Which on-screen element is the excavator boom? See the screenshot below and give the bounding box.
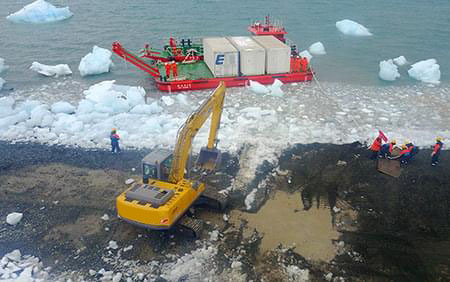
[169,82,226,183]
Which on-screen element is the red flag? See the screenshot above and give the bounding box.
[378,130,388,142]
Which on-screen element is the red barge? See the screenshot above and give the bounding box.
[112,16,313,92]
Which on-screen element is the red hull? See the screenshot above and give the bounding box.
[156,71,313,92]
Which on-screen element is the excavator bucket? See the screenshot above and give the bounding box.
[196,147,222,171]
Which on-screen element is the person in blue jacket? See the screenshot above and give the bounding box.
[110,128,121,153]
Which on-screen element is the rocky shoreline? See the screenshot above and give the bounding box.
[0,141,448,281]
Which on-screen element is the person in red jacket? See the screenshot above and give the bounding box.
[431,137,443,166]
[390,144,411,164]
[110,128,121,153]
[369,136,382,160]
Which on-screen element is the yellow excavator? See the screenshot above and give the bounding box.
[116,82,227,236]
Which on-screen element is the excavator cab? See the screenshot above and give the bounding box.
[142,149,173,183]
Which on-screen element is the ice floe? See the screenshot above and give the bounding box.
[379,59,400,81]
[6,212,23,225]
[309,42,326,55]
[6,0,73,24]
[336,19,372,36]
[51,101,75,114]
[249,79,284,96]
[408,59,440,84]
[393,56,408,66]
[30,61,72,77]
[79,46,113,77]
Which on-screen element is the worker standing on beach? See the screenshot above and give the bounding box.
[110,128,121,153]
[431,137,443,166]
[369,136,382,160]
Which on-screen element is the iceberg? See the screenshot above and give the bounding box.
[6,0,73,24]
[408,59,440,84]
[393,56,408,66]
[79,46,113,77]
[309,42,326,55]
[0,58,8,74]
[379,59,400,81]
[336,19,373,36]
[30,62,72,77]
[249,80,269,94]
[267,79,284,97]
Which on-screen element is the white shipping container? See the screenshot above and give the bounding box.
[227,36,266,76]
[203,37,239,78]
[252,36,291,74]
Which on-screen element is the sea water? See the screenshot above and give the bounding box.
[0,0,449,91]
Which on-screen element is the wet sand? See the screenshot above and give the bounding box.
[231,191,340,262]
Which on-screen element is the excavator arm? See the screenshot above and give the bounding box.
[168,82,226,183]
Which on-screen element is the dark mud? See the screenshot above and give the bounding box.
[279,142,450,281]
[0,141,449,281]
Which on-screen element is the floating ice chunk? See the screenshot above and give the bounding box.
[408,59,440,84]
[176,94,189,105]
[299,50,312,62]
[393,56,408,66]
[0,58,8,74]
[0,97,15,118]
[161,96,175,106]
[267,79,284,97]
[309,42,326,55]
[6,212,23,225]
[6,0,73,23]
[30,62,72,77]
[29,105,52,127]
[79,46,113,77]
[130,102,162,115]
[249,80,269,94]
[379,59,400,81]
[336,19,372,36]
[51,101,75,114]
[0,78,5,90]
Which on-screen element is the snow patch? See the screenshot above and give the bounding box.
[6,0,73,23]
[79,46,113,77]
[408,59,440,84]
[379,59,400,81]
[30,62,72,77]
[309,42,326,55]
[244,188,257,210]
[6,212,23,225]
[336,19,373,36]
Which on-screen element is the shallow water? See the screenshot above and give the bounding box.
[230,190,340,261]
[0,0,449,91]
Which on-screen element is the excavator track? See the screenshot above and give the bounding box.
[196,189,228,211]
[177,216,204,238]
